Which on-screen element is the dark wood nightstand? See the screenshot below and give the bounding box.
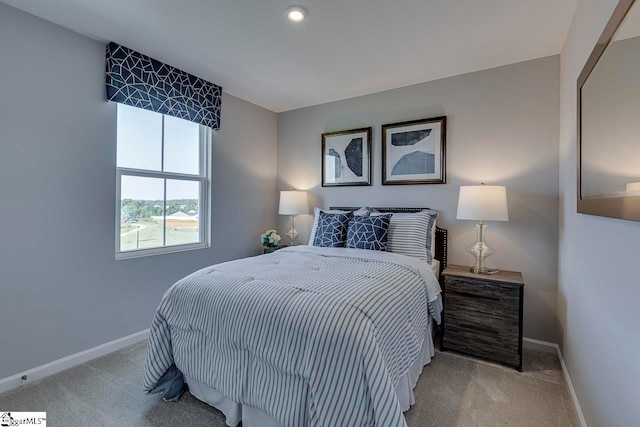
[262,245,289,254]
[441,265,524,371]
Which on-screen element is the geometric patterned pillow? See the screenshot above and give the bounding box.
[308,207,371,245]
[313,211,354,247]
[346,214,392,251]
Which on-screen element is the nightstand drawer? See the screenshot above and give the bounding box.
[445,277,520,320]
[443,303,518,334]
[442,278,520,365]
[441,265,524,371]
[443,325,521,366]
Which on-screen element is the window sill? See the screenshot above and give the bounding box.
[115,242,210,260]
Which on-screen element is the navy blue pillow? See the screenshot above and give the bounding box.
[346,214,392,251]
[313,211,353,247]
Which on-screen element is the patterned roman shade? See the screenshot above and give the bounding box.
[106,42,222,129]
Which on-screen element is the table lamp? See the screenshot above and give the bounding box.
[279,190,309,245]
[456,184,509,274]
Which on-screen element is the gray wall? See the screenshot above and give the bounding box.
[559,0,640,425]
[277,56,560,342]
[0,3,277,379]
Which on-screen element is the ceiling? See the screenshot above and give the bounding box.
[2,0,578,112]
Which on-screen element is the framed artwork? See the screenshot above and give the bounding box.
[322,127,372,187]
[382,116,446,185]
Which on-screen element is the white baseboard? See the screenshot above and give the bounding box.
[523,337,558,353]
[0,329,149,394]
[555,343,588,427]
[523,337,587,427]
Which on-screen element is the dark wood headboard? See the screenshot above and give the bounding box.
[330,207,448,277]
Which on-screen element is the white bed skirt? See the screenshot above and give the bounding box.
[185,320,437,427]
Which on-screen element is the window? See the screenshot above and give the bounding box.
[115,104,210,259]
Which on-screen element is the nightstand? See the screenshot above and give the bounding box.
[262,245,289,254]
[441,265,524,371]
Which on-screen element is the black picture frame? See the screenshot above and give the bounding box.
[322,127,372,187]
[382,116,446,185]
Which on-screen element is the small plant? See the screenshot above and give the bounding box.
[261,229,282,248]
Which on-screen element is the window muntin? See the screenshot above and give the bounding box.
[116,104,210,259]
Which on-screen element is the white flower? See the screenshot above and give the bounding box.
[262,229,282,247]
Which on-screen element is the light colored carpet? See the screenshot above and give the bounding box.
[0,341,578,426]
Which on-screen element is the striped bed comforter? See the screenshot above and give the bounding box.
[144,245,441,427]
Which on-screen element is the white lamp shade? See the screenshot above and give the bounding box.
[457,185,509,221]
[279,191,309,215]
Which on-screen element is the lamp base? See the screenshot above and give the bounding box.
[287,215,298,246]
[467,223,500,275]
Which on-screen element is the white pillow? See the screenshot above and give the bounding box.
[372,209,438,263]
[308,207,370,245]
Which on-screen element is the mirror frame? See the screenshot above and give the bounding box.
[577,0,640,222]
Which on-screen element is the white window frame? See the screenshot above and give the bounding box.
[115,114,211,260]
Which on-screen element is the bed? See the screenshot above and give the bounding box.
[144,207,448,427]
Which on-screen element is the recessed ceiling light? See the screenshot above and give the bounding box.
[287,6,306,23]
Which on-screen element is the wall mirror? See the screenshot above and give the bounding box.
[578,0,640,221]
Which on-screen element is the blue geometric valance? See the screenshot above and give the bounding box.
[106,42,222,129]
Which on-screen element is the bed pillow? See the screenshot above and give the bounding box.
[308,207,371,245]
[313,211,354,247]
[372,209,439,263]
[430,218,437,257]
[346,214,392,251]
